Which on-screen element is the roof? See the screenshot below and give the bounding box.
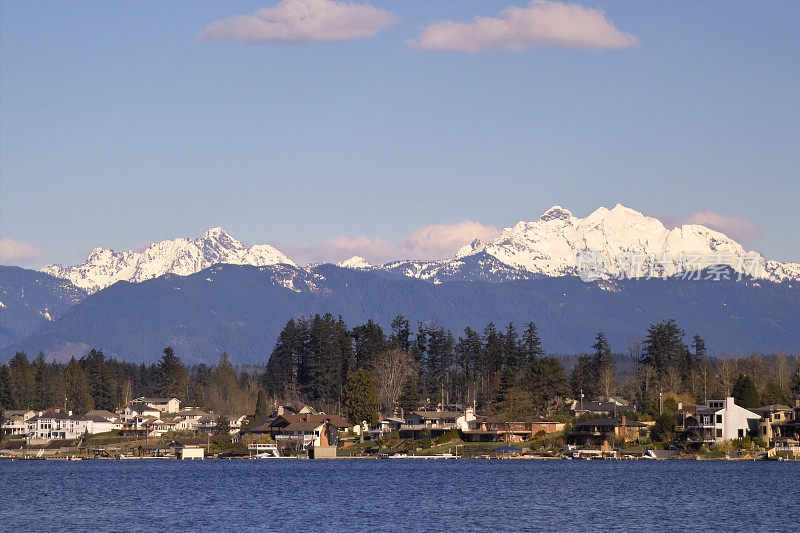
[752,404,792,414]
[283,420,325,432]
[5,410,34,417]
[86,410,117,420]
[411,411,462,419]
[126,402,160,412]
[137,397,178,403]
[573,417,646,429]
[273,413,352,428]
[245,416,276,432]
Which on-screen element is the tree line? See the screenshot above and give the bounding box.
[2,315,798,425]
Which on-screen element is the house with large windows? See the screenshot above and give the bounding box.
[683,397,760,443]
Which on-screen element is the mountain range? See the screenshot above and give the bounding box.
[2,204,798,363]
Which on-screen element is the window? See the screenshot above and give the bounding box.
[738,429,744,438]
[716,415,722,424]
[716,429,722,438]
[775,413,781,420]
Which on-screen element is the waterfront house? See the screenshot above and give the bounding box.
[682,397,761,443]
[567,416,648,446]
[752,404,794,445]
[133,397,181,413]
[122,402,162,421]
[399,409,476,439]
[26,410,115,439]
[2,410,36,436]
[570,399,627,417]
[463,416,565,442]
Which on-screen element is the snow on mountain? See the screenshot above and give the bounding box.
[393,205,798,283]
[41,227,296,293]
[38,206,800,293]
[337,256,372,269]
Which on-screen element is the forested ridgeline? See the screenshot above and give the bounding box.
[1,315,798,423]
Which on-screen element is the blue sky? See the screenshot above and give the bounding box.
[1,1,798,267]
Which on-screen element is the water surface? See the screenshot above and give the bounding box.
[1,460,797,531]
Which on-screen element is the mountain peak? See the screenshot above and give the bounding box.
[202,227,231,240]
[41,228,295,293]
[337,256,371,269]
[540,206,573,222]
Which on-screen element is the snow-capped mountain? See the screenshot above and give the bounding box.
[337,256,372,269]
[38,206,800,293]
[41,227,295,293]
[404,204,800,284]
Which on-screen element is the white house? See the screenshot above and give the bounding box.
[399,409,477,439]
[122,402,162,421]
[133,397,181,413]
[26,411,115,439]
[2,410,36,436]
[689,397,761,443]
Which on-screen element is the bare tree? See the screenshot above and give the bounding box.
[372,349,411,415]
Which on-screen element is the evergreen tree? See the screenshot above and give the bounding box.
[455,327,483,406]
[8,352,35,410]
[155,347,188,403]
[82,349,116,411]
[344,368,378,440]
[33,352,51,409]
[0,364,13,410]
[397,374,420,415]
[641,319,688,381]
[520,322,545,366]
[483,323,504,376]
[351,319,386,369]
[215,416,231,435]
[732,374,760,408]
[496,367,518,405]
[389,315,412,353]
[254,388,270,419]
[525,357,570,412]
[213,352,238,404]
[503,323,520,370]
[569,354,594,399]
[591,331,617,399]
[65,357,94,414]
[264,319,303,399]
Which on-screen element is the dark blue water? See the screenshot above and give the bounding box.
[1,460,797,531]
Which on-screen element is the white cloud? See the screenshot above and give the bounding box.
[410,1,638,52]
[285,221,500,265]
[0,238,40,264]
[200,0,398,44]
[675,211,761,243]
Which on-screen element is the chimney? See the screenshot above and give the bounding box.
[68,411,73,416]
[621,415,626,426]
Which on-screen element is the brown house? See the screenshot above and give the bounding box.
[568,416,647,446]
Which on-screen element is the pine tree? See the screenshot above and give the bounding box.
[591,331,617,399]
[732,374,760,408]
[82,349,116,411]
[254,388,270,419]
[65,357,94,414]
[215,416,231,435]
[397,374,420,415]
[155,347,188,403]
[520,322,545,366]
[8,352,35,410]
[344,368,378,441]
[0,364,13,410]
[389,315,411,353]
[503,323,520,370]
